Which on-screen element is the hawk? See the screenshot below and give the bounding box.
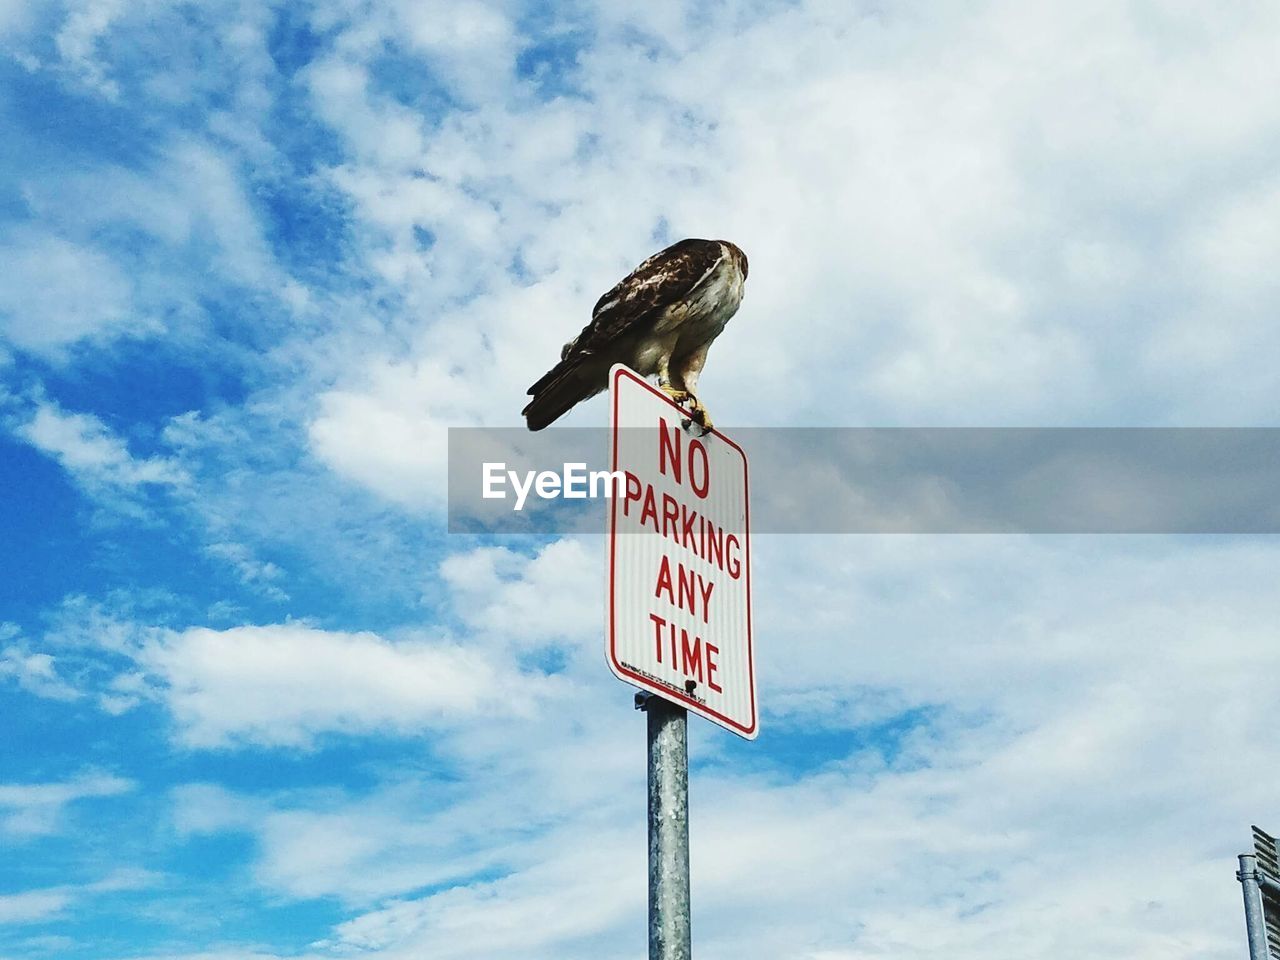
[523,238,748,432]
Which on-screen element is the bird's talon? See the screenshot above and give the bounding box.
[688,406,714,435]
[660,386,692,405]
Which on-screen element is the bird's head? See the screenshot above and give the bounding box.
[725,241,748,280]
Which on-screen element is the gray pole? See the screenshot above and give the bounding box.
[1239,854,1270,960]
[641,692,691,960]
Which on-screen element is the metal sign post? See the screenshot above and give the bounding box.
[1239,854,1270,960]
[641,692,691,960]
[1238,825,1280,959]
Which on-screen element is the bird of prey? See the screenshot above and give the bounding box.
[523,238,748,432]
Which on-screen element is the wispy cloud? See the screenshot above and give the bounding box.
[0,228,144,358]
[0,868,158,925]
[203,543,290,603]
[17,402,188,490]
[0,645,81,702]
[0,772,134,839]
[0,622,81,702]
[139,621,562,747]
[0,888,72,925]
[52,0,127,98]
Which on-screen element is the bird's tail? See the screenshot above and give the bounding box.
[522,360,597,430]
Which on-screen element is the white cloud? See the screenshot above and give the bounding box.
[0,773,134,838]
[163,138,284,291]
[0,229,144,358]
[0,645,81,702]
[320,832,643,958]
[170,778,536,922]
[0,889,72,925]
[0,869,158,926]
[204,542,289,603]
[16,402,188,491]
[440,539,602,647]
[53,0,126,97]
[140,622,560,747]
[306,275,588,504]
[307,365,453,510]
[0,106,299,375]
[0,0,38,37]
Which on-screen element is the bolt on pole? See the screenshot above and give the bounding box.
[642,692,691,960]
[1239,854,1270,960]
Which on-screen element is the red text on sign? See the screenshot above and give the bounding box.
[648,612,722,693]
[622,477,743,581]
[658,417,709,499]
[653,555,715,624]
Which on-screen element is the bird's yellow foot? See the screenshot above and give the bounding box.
[659,384,692,405]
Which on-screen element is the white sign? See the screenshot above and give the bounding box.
[607,365,757,739]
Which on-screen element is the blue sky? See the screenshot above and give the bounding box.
[3,1,1280,957]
